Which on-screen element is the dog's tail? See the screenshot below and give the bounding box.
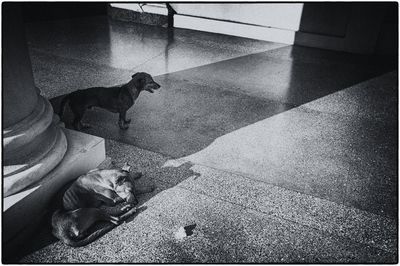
[54,208,137,248]
[52,208,116,248]
[65,224,116,247]
[58,94,70,118]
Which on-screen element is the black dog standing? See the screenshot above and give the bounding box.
[59,72,161,130]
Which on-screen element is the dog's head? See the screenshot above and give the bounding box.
[131,72,161,93]
[114,164,138,204]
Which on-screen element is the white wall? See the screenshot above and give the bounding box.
[171,4,304,31]
[111,3,390,54]
[170,3,388,54]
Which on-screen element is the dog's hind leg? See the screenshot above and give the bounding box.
[58,95,70,118]
[69,208,121,233]
[71,107,90,130]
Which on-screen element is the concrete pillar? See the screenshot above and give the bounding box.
[2,4,67,196]
[2,5,106,260]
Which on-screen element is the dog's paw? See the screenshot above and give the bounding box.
[119,207,138,221]
[81,123,91,129]
[118,120,128,130]
[109,216,121,225]
[121,204,133,212]
[125,207,137,216]
[119,124,129,130]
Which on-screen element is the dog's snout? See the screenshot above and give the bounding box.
[154,82,161,89]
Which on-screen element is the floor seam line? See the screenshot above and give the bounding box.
[152,44,290,77]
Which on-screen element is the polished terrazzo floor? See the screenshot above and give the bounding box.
[18,16,398,263]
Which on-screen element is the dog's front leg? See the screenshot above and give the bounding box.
[97,189,124,206]
[119,110,131,124]
[134,185,156,195]
[101,203,135,216]
[118,111,130,130]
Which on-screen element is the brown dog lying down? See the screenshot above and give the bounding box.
[58,72,161,130]
[52,163,155,247]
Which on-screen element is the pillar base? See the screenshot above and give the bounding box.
[3,128,106,260]
[4,96,68,197]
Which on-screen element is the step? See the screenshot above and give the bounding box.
[3,128,105,261]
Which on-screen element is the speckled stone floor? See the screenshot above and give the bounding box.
[16,16,398,263]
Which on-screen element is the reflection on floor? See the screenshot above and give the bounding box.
[47,33,395,159]
[20,16,397,263]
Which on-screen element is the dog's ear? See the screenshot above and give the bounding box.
[122,162,131,172]
[131,73,144,88]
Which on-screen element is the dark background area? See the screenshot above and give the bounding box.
[22,2,108,22]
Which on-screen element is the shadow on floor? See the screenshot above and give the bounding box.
[11,160,200,262]
[50,45,396,158]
